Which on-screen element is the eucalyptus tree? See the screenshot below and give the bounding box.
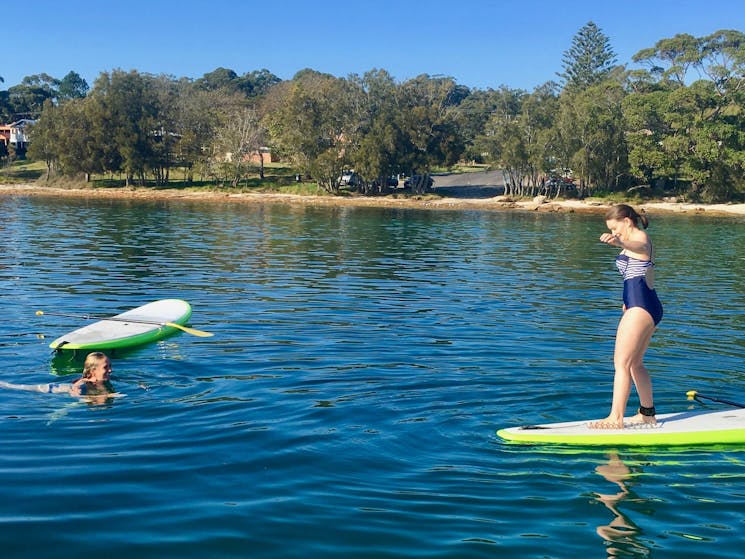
[26,100,59,178]
[348,69,404,193]
[60,96,113,180]
[80,86,123,180]
[195,67,240,92]
[474,86,524,194]
[629,29,745,200]
[701,30,745,99]
[518,82,560,193]
[622,87,676,187]
[348,69,469,195]
[58,71,89,100]
[235,69,281,99]
[173,86,233,184]
[7,73,60,118]
[452,87,506,163]
[666,79,743,201]
[632,33,701,86]
[475,84,560,197]
[196,67,281,100]
[264,70,361,194]
[488,117,528,196]
[634,29,745,96]
[557,79,628,194]
[88,69,160,185]
[692,30,745,199]
[395,74,465,193]
[216,106,266,187]
[28,94,110,181]
[150,76,249,186]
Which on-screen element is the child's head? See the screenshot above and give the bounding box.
[82,352,112,381]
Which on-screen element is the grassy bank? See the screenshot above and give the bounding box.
[0,159,481,201]
[0,159,331,196]
[5,159,743,216]
[0,159,46,184]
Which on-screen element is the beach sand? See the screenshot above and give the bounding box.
[2,183,745,217]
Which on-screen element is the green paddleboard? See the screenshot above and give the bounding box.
[49,299,193,351]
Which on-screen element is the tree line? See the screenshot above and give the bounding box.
[3,23,744,202]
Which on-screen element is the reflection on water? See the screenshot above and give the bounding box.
[594,454,650,558]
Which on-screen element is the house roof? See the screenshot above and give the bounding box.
[8,119,36,128]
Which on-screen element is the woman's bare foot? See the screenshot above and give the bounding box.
[587,416,624,429]
[588,413,657,429]
[624,412,657,426]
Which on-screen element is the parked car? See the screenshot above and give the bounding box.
[546,176,575,191]
[403,175,434,189]
[370,176,401,188]
[338,171,360,187]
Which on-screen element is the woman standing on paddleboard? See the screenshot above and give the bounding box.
[590,204,663,429]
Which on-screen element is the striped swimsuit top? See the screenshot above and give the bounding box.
[615,253,653,281]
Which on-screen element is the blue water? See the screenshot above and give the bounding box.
[1,195,744,558]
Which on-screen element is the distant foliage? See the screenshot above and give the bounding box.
[8,27,745,202]
[58,71,89,100]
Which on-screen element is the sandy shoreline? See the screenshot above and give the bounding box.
[2,183,745,217]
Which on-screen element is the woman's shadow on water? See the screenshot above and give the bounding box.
[593,453,652,558]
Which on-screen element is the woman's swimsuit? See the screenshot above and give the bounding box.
[615,253,663,325]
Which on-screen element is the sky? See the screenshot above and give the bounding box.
[4,0,744,92]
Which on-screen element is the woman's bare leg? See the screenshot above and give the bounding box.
[589,308,656,429]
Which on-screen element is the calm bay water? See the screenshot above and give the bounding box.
[1,194,744,558]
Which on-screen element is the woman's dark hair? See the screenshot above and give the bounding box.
[604,204,649,229]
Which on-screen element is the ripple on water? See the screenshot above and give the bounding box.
[1,199,744,558]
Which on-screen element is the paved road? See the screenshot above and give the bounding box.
[432,170,506,198]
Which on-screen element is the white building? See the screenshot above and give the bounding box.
[1,119,36,150]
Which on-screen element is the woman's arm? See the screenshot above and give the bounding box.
[600,231,651,259]
[70,378,87,396]
[0,380,73,393]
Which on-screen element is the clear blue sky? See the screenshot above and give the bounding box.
[5,0,744,91]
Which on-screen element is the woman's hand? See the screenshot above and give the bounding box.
[600,233,621,246]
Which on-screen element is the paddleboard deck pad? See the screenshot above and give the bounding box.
[49,299,192,351]
[497,408,745,446]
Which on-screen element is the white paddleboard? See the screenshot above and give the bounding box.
[498,408,745,446]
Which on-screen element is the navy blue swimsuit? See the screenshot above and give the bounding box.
[615,253,663,325]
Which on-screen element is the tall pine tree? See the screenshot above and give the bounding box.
[559,22,617,91]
